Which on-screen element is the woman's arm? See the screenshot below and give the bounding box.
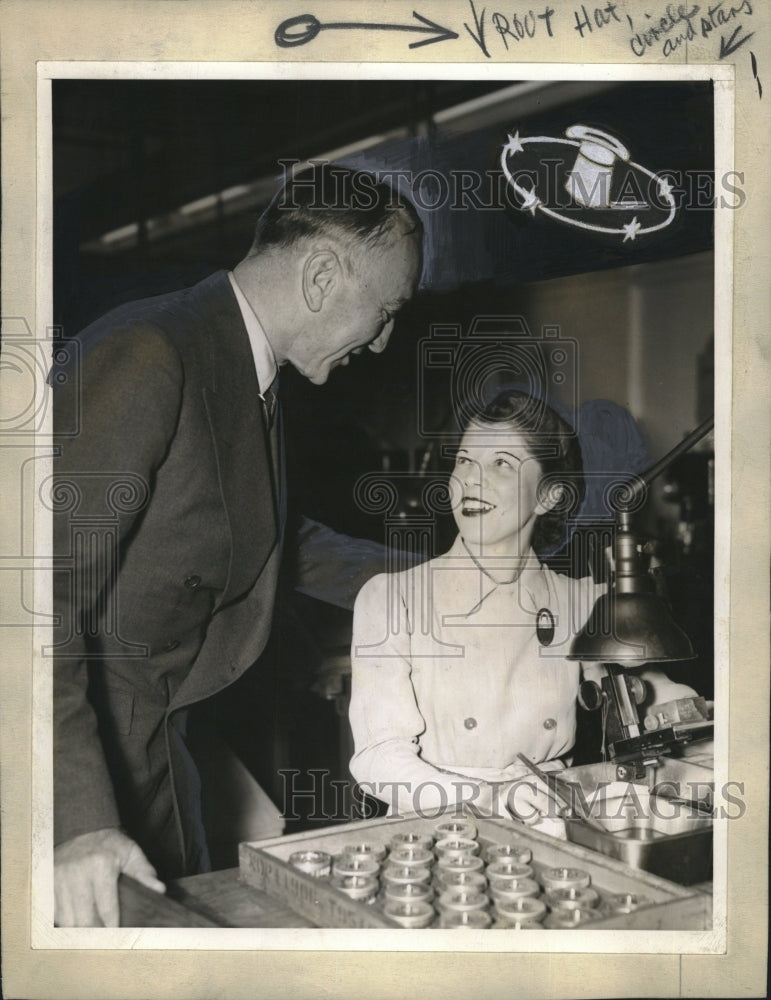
[349,573,497,816]
[581,662,697,703]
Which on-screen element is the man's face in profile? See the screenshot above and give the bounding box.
[292,226,422,385]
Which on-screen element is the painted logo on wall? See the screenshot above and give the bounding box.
[500,125,677,242]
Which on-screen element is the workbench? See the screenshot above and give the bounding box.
[118,806,712,929]
[119,869,314,927]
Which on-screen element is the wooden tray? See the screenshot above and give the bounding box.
[239,813,711,930]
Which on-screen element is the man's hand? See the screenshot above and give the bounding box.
[54,827,165,926]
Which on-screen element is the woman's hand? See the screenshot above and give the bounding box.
[506,775,567,839]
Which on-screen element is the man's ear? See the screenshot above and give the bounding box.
[302,249,340,312]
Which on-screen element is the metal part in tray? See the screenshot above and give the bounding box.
[239,813,711,930]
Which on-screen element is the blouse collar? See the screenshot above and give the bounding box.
[429,534,550,621]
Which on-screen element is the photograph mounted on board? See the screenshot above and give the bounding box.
[44,72,722,941]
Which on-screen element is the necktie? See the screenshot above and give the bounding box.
[261,375,279,430]
[261,375,285,531]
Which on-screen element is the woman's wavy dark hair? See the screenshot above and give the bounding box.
[468,389,585,556]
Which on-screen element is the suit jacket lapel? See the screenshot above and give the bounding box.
[199,274,278,609]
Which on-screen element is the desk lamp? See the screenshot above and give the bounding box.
[569,415,715,779]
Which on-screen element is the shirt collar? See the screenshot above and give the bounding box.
[228,271,278,394]
[431,535,548,620]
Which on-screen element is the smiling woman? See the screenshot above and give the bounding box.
[348,389,697,827]
[450,390,584,560]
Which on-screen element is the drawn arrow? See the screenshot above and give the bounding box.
[719,25,755,59]
[275,11,459,49]
[751,50,762,99]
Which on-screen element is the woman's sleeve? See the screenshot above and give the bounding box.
[349,573,488,815]
[638,667,698,704]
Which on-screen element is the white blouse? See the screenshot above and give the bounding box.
[349,535,605,815]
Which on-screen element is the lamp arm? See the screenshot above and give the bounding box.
[617,414,714,511]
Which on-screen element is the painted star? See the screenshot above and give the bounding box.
[623,216,641,242]
[657,176,675,202]
[504,131,524,156]
[519,187,540,216]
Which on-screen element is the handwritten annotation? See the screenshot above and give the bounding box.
[627,0,754,58]
[274,2,759,67]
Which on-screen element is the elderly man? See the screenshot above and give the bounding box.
[52,164,423,926]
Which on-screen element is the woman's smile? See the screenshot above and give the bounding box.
[460,496,496,516]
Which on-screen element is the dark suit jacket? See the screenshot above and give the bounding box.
[53,271,384,878]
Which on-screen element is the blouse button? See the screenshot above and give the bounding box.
[464,717,477,730]
[543,718,557,730]
[185,575,202,590]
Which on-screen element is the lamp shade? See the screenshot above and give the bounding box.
[569,591,695,664]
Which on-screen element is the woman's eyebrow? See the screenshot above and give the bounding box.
[494,450,523,461]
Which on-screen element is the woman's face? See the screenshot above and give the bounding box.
[450,420,547,555]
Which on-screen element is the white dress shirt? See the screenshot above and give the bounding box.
[228,271,277,395]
